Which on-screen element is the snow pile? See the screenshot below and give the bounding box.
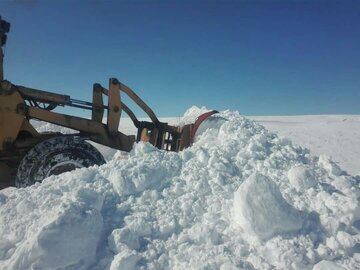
[1,107,359,269]
[0,171,108,269]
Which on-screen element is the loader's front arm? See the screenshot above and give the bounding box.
[4,78,191,152]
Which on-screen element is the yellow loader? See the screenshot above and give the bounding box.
[0,16,217,189]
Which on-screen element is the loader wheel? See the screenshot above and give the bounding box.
[15,136,105,187]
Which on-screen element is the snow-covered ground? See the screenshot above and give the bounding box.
[0,108,359,270]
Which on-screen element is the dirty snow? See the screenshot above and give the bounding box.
[0,107,359,270]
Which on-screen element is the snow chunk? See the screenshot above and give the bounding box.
[178,105,211,126]
[313,260,346,270]
[234,173,303,240]
[110,247,139,270]
[318,155,343,176]
[108,228,140,252]
[288,165,317,191]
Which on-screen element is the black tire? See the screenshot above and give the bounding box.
[16,136,105,187]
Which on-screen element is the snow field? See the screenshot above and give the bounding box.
[249,115,360,176]
[0,107,359,269]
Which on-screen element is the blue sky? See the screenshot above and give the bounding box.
[1,0,359,116]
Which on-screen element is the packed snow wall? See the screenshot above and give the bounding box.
[0,107,359,270]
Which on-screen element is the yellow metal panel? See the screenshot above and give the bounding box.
[107,79,121,134]
[92,84,104,122]
[0,90,25,151]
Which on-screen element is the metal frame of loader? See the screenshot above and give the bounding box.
[0,16,217,188]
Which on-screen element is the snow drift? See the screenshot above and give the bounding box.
[0,107,359,270]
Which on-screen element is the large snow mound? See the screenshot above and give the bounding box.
[1,108,360,270]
